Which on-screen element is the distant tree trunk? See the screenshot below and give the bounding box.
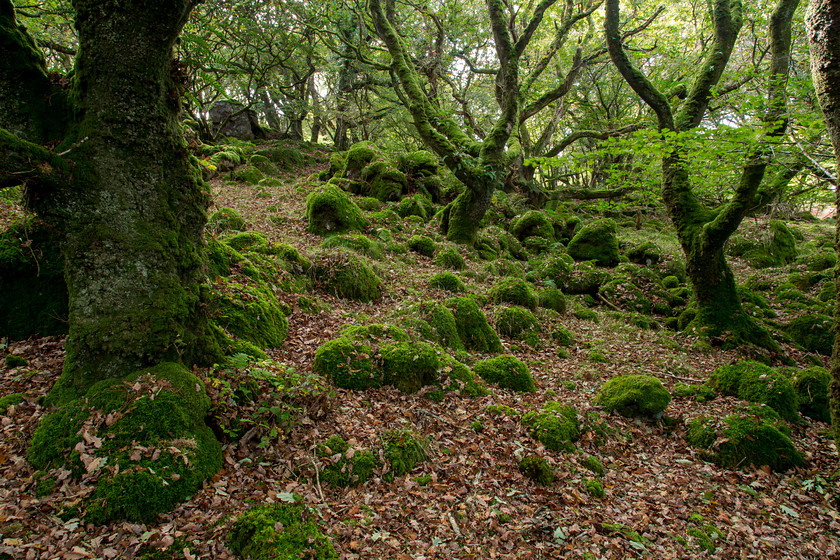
[807,0,840,447]
[310,73,322,143]
[259,89,283,132]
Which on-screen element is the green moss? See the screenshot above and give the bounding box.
[737,367,798,424]
[531,254,573,288]
[626,242,661,265]
[445,297,502,353]
[399,150,439,176]
[599,277,652,314]
[790,366,831,422]
[584,478,606,498]
[379,341,440,394]
[686,407,804,472]
[428,272,467,293]
[672,383,716,403]
[28,363,221,524]
[317,436,382,488]
[306,185,367,236]
[521,401,580,451]
[567,219,619,267]
[210,278,289,349]
[207,207,245,234]
[396,194,432,220]
[510,211,554,241]
[0,219,69,339]
[407,235,436,257]
[222,231,269,252]
[488,277,538,310]
[232,165,265,185]
[787,314,833,356]
[312,338,377,390]
[565,261,608,294]
[355,197,382,211]
[310,249,382,302]
[595,375,670,418]
[495,306,540,340]
[433,248,467,270]
[519,455,555,486]
[4,354,27,368]
[662,275,680,289]
[382,428,428,479]
[804,251,836,272]
[227,501,337,560]
[707,360,770,396]
[551,325,575,347]
[473,355,534,392]
[537,287,567,313]
[321,234,384,260]
[581,455,605,476]
[0,392,24,414]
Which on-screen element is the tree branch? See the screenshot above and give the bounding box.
[0,128,73,192]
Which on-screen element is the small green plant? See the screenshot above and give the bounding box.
[584,478,605,498]
[582,455,605,476]
[471,420,484,433]
[4,354,27,368]
[519,455,555,486]
[382,427,429,480]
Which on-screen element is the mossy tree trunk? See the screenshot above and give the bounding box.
[605,0,799,349]
[807,0,840,447]
[0,0,220,400]
[371,0,591,244]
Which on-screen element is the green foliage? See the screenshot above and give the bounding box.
[595,375,670,418]
[382,428,428,479]
[567,219,620,267]
[686,406,804,472]
[306,185,367,236]
[445,297,502,353]
[428,272,467,293]
[473,355,535,392]
[310,249,382,302]
[521,401,581,451]
[227,501,338,560]
[488,277,538,310]
[519,455,555,486]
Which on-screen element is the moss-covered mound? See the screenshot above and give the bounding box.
[488,277,538,310]
[530,254,573,288]
[210,277,289,349]
[706,361,798,422]
[790,366,831,422]
[728,221,798,268]
[380,341,440,394]
[567,219,619,267]
[537,287,567,313]
[313,337,378,390]
[496,306,540,341]
[207,206,246,234]
[322,234,384,259]
[564,261,608,294]
[310,249,382,302]
[228,501,338,560]
[428,272,467,293]
[519,455,555,486]
[316,435,382,488]
[306,185,367,236]
[595,375,670,418]
[473,355,535,392]
[382,428,429,480]
[510,211,554,241]
[445,297,503,353]
[521,401,580,451]
[433,248,467,270]
[396,194,433,221]
[551,324,575,347]
[786,314,833,356]
[626,242,662,265]
[407,235,436,257]
[28,363,222,524]
[397,302,467,356]
[686,405,804,472]
[0,219,69,340]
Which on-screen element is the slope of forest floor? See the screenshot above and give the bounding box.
[1,141,839,560]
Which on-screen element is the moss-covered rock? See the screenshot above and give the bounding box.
[445,297,503,353]
[310,249,382,302]
[380,341,440,394]
[626,242,662,265]
[0,392,25,414]
[473,355,535,392]
[495,306,540,340]
[313,338,377,390]
[316,436,382,488]
[306,185,367,236]
[321,234,384,259]
[210,278,289,349]
[227,501,337,560]
[551,325,575,347]
[564,261,608,294]
[707,360,771,396]
[232,164,265,185]
[396,193,432,220]
[686,405,804,472]
[521,401,580,451]
[428,272,467,293]
[787,314,833,356]
[530,254,573,288]
[488,277,538,310]
[382,428,428,479]
[790,366,831,422]
[537,287,567,314]
[0,219,69,339]
[736,366,798,423]
[510,210,554,241]
[407,235,436,257]
[519,455,555,486]
[363,160,408,202]
[343,141,379,180]
[567,219,619,267]
[594,375,670,418]
[433,248,467,270]
[28,363,222,524]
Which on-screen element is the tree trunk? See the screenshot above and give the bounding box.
[807,0,840,447]
[440,175,496,244]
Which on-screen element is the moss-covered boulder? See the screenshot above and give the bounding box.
[380,341,440,393]
[433,248,467,270]
[343,141,379,180]
[551,325,575,347]
[686,405,804,472]
[538,287,567,313]
[232,164,265,185]
[363,160,408,202]
[531,254,573,288]
[510,210,555,241]
[316,436,381,488]
[396,193,433,220]
[787,314,833,356]
[594,374,670,418]
[445,297,503,353]
[473,355,535,392]
[227,501,338,559]
[407,235,436,257]
[521,401,580,451]
[28,363,222,524]
[790,366,831,422]
[321,234,384,259]
[382,428,429,479]
[567,219,620,267]
[306,185,367,236]
[310,249,382,302]
[210,278,289,349]
[428,272,467,293]
[207,206,245,234]
[496,306,540,340]
[626,242,662,265]
[488,277,538,310]
[0,220,69,340]
[564,260,608,294]
[707,361,799,423]
[313,338,378,390]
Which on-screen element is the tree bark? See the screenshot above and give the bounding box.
[807,0,840,448]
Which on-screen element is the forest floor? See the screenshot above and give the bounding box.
[1,144,839,560]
